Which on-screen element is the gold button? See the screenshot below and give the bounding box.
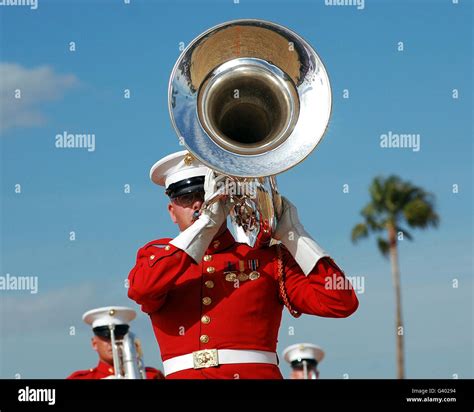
[200,335,209,344]
[205,280,214,289]
[213,241,220,249]
[203,255,212,262]
[108,367,113,373]
[149,255,155,260]
[202,297,212,306]
[206,266,215,274]
[201,315,211,324]
[165,245,171,251]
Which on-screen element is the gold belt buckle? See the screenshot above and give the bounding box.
[193,349,219,369]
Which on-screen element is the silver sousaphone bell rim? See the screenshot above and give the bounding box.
[168,18,332,178]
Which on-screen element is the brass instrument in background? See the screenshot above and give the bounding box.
[108,325,146,379]
[168,19,332,245]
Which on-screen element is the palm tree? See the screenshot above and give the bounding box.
[351,175,439,379]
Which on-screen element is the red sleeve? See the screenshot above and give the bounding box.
[145,367,165,380]
[128,239,194,314]
[66,370,91,379]
[278,246,359,318]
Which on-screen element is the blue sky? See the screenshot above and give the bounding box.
[0,0,472,379]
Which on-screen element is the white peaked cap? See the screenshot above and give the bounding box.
[149,150,210,188]
[82,306,136,329]
[282,343,325,365]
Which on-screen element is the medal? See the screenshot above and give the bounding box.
[225,273,237,282]
[236,260,249,282]
[249,271,260,280]
[248,259,260,280]
[224,262,237,282]
[237,273,249,281]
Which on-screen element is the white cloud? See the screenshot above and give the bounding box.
[0,63,78,134]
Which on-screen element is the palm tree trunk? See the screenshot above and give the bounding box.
[388,224,405,379]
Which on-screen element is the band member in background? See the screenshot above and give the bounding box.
[127,150,359,379]
[282,343,324,379]
[67,306,164,379]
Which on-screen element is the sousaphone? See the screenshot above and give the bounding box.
[168,19,332,245]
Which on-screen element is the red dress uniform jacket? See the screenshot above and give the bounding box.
[67,360,164,379]
[128,229,358,379]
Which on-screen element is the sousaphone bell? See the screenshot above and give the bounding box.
[168,19,332,245]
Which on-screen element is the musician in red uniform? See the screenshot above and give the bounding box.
[128,150,359,379]
[282,343,325,379]
[67,306,164,380]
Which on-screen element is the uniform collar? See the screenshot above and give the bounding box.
[96,360,115,376]
[205,228,235,254]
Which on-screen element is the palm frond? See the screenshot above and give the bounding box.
[403,198,440,229]
[351,223,369,243]
[361,203,384,231]
[377,237,390,258]
[369,177,385,211]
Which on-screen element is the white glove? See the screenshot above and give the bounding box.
[170,169,231,263]
[273,196,328,275]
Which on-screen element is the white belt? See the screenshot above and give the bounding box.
[163,349,278,377]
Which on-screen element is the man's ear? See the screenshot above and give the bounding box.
[168,203,177,224]
[91,337,98,352]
